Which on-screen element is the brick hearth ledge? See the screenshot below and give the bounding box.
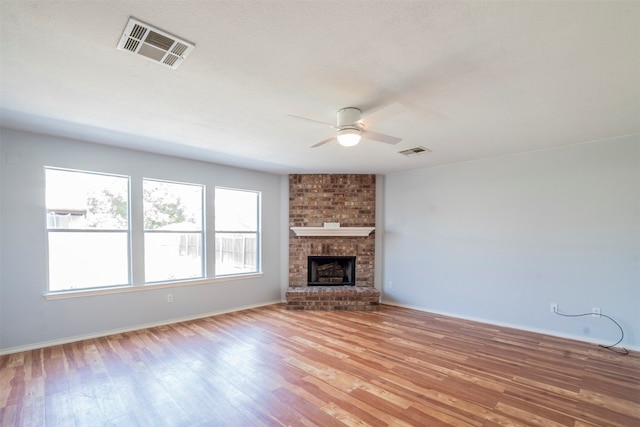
[285,286,381,311]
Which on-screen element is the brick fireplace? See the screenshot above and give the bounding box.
[286,174,380,310]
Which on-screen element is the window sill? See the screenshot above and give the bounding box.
[44,273,264,300]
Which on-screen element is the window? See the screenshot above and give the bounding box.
[215,187,260,276]
[143,179,204,283]
[45,168,260,294]
[46,168,129,291]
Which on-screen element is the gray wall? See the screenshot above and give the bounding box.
[2,127,638,353]
[0,128,283,352]
[382,135,640,349]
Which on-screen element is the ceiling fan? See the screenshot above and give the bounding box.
[289,107,402,148]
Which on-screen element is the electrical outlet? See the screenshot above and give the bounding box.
[167,294,173,303]
[592,307,601,317]
[550,303,558,313]
[388,280,393,290]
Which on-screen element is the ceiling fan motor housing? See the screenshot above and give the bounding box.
[337,107,362,129]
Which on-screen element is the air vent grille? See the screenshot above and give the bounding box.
[163,54,179,67]
[399,146,432,157]
[117,18,195,70]
[172,43,188,56]
[146,31,174,50]
[129,24,147,41]
[123,38,140,52]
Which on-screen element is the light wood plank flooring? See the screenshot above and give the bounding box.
[1,304,638,426]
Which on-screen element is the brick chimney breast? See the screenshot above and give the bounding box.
[288,174,375,288]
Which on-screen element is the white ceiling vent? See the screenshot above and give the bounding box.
[399,146,431,157]
[117,17,195,69]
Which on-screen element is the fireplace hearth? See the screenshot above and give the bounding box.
[308,256,356,286]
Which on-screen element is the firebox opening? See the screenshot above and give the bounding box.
[308,256,356,286]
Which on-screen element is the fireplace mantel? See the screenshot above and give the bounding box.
[290,227,375,237]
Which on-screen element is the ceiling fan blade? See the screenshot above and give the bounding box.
[288,114,336,128]
[360,102,408,128]
[362,130,402,145]
[310,136,336,148]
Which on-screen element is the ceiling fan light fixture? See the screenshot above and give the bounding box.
[336,128,361,147]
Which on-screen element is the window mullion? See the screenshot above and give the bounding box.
[130,175,145,286]
[206,185,216,278]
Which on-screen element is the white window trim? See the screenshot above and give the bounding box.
[44,169,263,297]
[214,186,262,277]
[143,177,206,283]
[45,167,132,292]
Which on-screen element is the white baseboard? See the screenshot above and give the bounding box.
[0,300,282,356]
[382,300,639,353]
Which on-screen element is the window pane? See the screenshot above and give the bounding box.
[144,179,204,283]
[215,188,258,231]
[144,233,203,282]
[215,187,260,276]
[215,232,257,275]
[143,180,203,230]
[48,232,129,291]
[46,168,128,230]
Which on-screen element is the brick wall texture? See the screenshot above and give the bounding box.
[289,174,376,287]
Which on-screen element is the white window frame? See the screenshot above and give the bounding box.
[45,167,131,292]
[44,171,264,300]
[142,178,205,284]
[214,187,261,277]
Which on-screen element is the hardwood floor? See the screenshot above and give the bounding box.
[1,304,638,426]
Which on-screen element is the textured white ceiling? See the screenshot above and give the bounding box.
[1,1,639,174]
